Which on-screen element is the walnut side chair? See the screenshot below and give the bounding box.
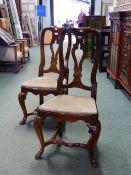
[34,27,101,168]
[18,27,71,125]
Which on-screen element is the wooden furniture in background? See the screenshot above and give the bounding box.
[96,27,110,72]
[0,3,12,33]
[22,31,31,47]
[0,28,23,73]
[16,38,30,62]
[0,44,23,73]
[0,18,30,62]
[20,0,38,46]
[85,15,106,29]
[0,4,8,18]
[14,0,32,47]
[34,28,101,168]
[18,27,71,125]
[107,11,131,95]
[85,15,106,61]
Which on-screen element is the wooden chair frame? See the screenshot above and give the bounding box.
[18,27,71,124]
[34,28,101,168]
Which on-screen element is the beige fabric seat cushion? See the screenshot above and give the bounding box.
[39,95,97,115]
[22,74,59,90]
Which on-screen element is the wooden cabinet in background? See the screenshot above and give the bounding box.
[107,11,131,95]
[96,28,110,72]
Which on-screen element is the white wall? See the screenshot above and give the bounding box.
[94,0,102,15]
[113,0,117,7]
[42,0,51,27]
[0,0,3,3]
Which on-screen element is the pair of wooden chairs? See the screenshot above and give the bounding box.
[18,27,101,168]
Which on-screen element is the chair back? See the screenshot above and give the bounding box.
[39,27,71,77]
[58,27,101,99]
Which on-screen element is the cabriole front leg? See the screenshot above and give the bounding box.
[87,120,101,168]
[34,116,45,160]
[18,92,28,125]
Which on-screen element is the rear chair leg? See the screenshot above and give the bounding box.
[87,120,101,168]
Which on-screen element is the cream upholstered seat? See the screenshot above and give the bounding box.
[22,75,58,90]
[22,72,67,90]
[39,95,97,115]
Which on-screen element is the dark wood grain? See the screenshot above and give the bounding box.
[107,11,131,94]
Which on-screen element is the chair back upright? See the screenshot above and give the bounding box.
[58,27,101,99]
[39,27,71,77]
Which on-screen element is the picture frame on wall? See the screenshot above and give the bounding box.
[6,0,23,39]
[0,28,15,45]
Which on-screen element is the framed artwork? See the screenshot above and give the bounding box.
[0,28,15,45]
[6,0,23,39]
[86,16,106,29]
[21,0,38,45]
[0,4,7,18]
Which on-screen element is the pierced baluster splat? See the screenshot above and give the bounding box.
[59,28,100,98]
[71,29,89,87]
[39,28,62,75]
